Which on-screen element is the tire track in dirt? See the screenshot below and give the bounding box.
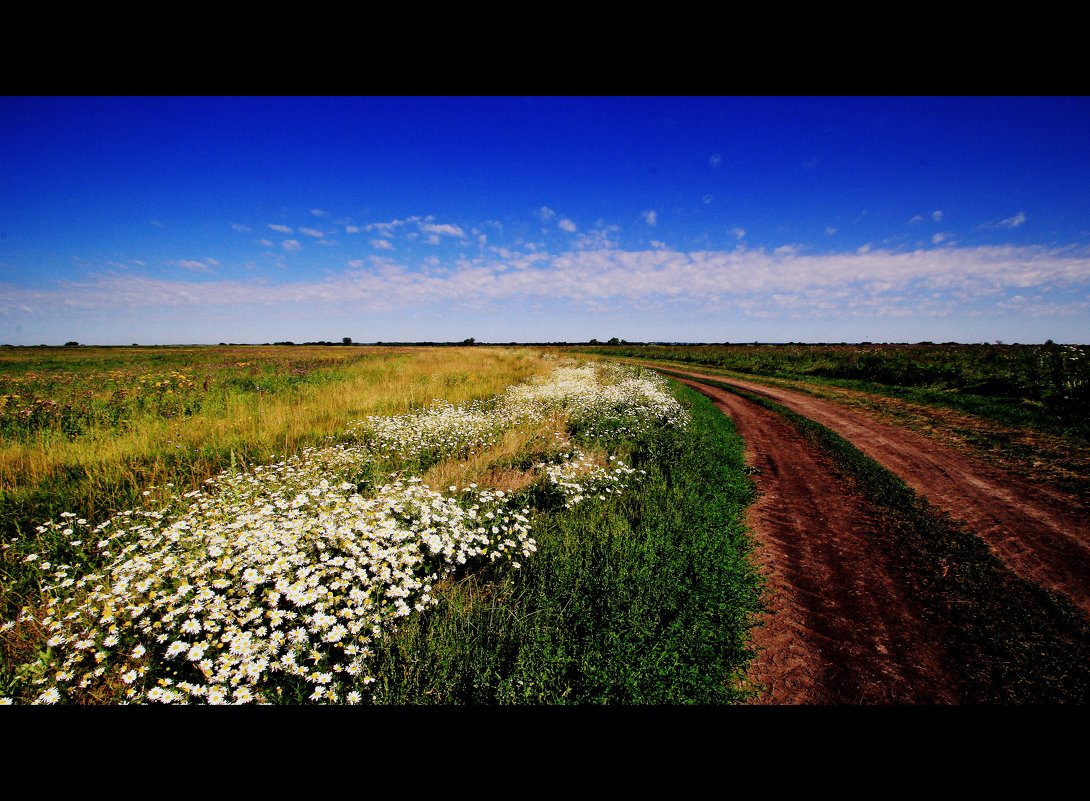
[660,367,1090,621]
[674,377,962,703]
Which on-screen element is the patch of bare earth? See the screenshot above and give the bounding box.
[775,380,1090,504]
[640,363,1090,704]
[663,368,1090,621]
[676,378,963,704]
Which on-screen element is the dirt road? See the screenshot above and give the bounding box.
[655,367,1090,703]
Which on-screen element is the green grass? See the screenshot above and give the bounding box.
[673,372,1090,703]
[1,361,765,705]
[362,381,764,704]
[578,342,1090,438]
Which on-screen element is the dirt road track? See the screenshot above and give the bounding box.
[659,368,1090,621]
[645,366,1090,703]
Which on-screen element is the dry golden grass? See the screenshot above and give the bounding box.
[420,410,571,493]
[1,346,556,524]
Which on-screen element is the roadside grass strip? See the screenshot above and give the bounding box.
[1,362,689,705]
[363,380,763,704]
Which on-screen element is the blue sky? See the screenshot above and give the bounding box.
[2,96,1088,345]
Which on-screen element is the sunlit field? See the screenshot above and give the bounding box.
[1,346,762,704]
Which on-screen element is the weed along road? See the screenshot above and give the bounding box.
[650,366,1090,704]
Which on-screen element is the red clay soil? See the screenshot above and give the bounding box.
[655,368,1090,704]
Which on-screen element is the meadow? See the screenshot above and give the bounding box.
[582,342,1090,431]
[1,346,762,704]
[582,341,1090,501]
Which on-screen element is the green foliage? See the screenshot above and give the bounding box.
[365,383,764,704]
[582,342,1090,435]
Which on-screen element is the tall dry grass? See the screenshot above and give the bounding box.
[0,345,553,533]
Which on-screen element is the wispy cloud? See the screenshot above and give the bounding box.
[932,233,947,244]
[12,245,1088,325]
[364,219,410,234]
[729,227,746,240]
[709,154,721,169]
[299,227,326,238]
[345,225,360,234]
[231,223,252,234]
[282,239,301,252]
[258,239,274,248]
[370,239,394,250]
[310,208,329,218]
[702,194,713,205]
[642,210,657,226]
[537,206,557,222]
[150,220,165,228]
[419,222,466,238]
[268,224,293,234]
[558,218,577,233]
[1000,211,1027,228]
[932,210,944,222]
[825,227,838,236]
[176,259,215,272]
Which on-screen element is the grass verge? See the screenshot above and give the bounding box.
[363,381,764,704]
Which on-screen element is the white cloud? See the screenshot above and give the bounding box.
[709,154,721,169]
[537,206,557,222]
[299,227,326,238]
[909,215,924,224]
[231,223,251,234]
[642,210,657,227]
[176,259,213,272]
[259,239,274,248]
[370,239,393,250]
[365,219,409,234]
[932,233,947,244]
[310,208,329,218]
[574,224,620,250]
[729,227,746,240]
[1000,211,1027,228]
[558,218,577,233]
[650,240,666,249]
[419,222,466,238]
[7,245,1090,340]
[425,235,441,245]
[345,225,360,234]
[825,227,838,236]
[205,257,221,267]
[268,224,293,234]
[932,210,944,222]
[282,239,301,252]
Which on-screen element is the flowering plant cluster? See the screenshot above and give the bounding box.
[2,363,686,704]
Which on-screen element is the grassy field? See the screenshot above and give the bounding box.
[579,342,1090,431]
[6,341,1087,704]
[0,345,550,547]
[578,342,1090,500]
[1,346,762,704]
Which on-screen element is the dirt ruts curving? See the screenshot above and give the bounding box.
[656,368,1090,704]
